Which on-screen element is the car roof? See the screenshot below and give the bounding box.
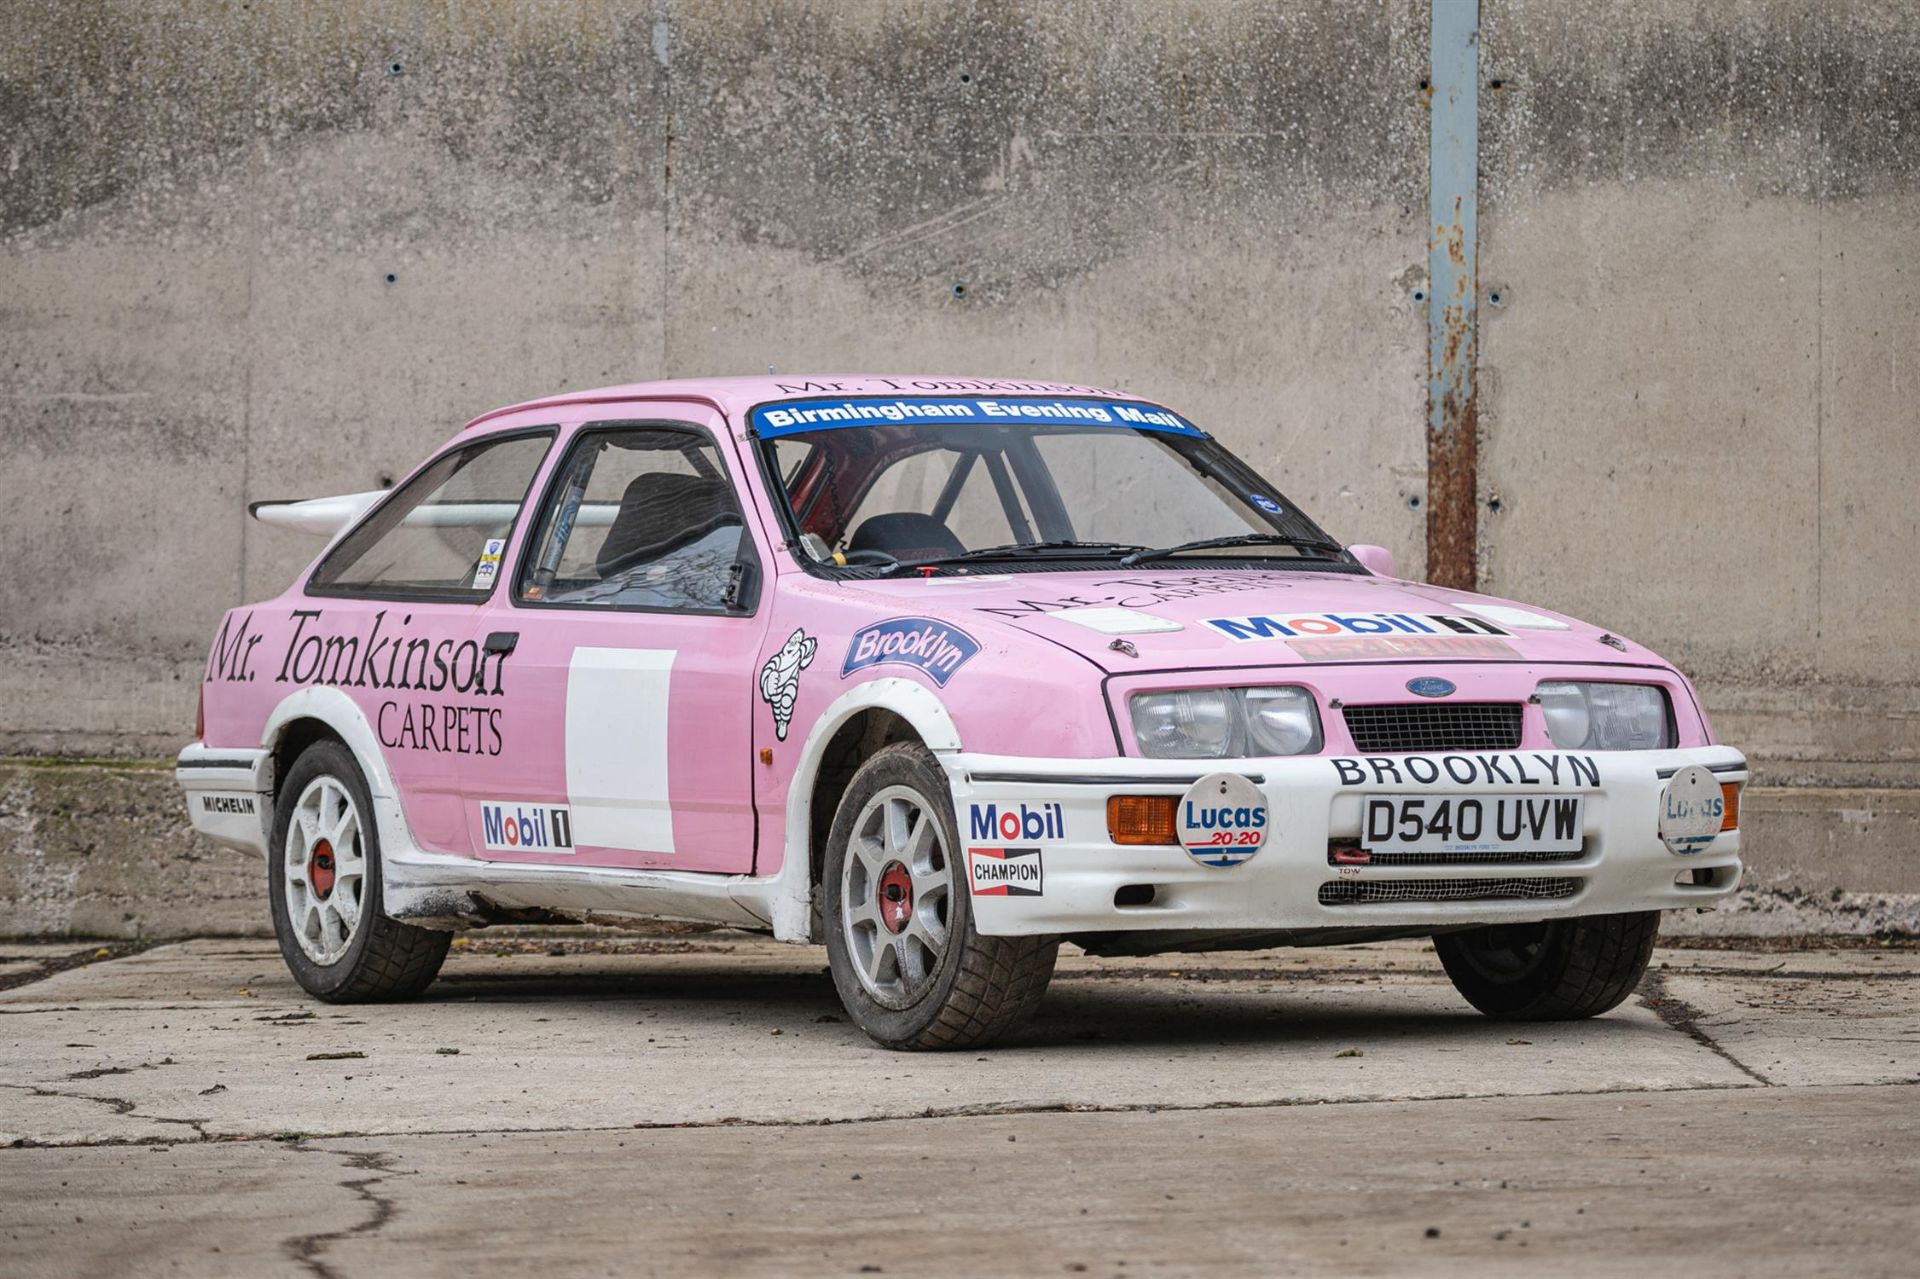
[459,374,1136,433]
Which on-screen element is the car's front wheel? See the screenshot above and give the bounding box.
[269,740,450,1002]
[1434,911,1659,1020]
[822,743,1058,1050]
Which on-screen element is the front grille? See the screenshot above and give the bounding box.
[1317,876,1583,906]
[1342,702,1523,753]
[1328,845,1585,868]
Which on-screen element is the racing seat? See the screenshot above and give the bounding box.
[847,512,965,561]
[595,473,742,579]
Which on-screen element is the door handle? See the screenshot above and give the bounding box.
[483,631,519,656]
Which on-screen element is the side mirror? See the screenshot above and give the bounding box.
[1348,544,1396,577]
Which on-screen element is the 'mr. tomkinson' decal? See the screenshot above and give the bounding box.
[205,609,510,756]
[967,571,1301,620]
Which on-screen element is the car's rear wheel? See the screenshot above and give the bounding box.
[1434,911,1659,1020]
[822,743,1057,1050]
[269,740,450,1002]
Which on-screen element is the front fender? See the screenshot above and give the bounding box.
[767,678,961,941]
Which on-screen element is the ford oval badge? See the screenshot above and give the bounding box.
[1406,677,1456,698]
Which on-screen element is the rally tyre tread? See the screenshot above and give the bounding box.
[823,742,1059,1051]
[326,914,449,1003]
[270,741,451,1003]
[1436,910,1659,1021]
[913,934,1060,1051]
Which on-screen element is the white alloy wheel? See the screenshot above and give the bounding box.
[282,775,367,965]
[840,784,953,1010]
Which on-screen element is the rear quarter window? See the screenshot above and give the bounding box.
[309,432,553,599]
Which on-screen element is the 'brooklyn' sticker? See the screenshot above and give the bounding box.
[842,618,979,687]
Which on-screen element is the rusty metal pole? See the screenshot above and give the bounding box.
[1426,0,1480,589]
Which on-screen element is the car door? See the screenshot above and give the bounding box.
[459,413,771,872]
[301,428,557,854]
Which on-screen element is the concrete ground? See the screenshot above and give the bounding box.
[2,934,1915,1277]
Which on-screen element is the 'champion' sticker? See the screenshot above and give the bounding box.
[969,847,1044,896]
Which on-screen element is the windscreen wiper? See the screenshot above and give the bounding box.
[881,539,1148,576]
[1118,533,1346,567]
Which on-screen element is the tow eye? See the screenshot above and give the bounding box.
[877,862,913,934]
[311,840,337,899]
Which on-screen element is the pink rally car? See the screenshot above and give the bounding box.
[177,376,1746,1049]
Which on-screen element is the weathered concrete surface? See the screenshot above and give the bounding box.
[0,0,1430,757]
[1,1088,1913,1278]
[0,763,263,938]
[1478,1,1920,792]
[0,937,1915,1276]
[6,762,1915,938]
[0,940,1753,1144]
[3,937,1917,1146]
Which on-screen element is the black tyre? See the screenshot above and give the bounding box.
[268,740,450,1002]
[822,743,1058,1050]
[1435,911,1659,1020]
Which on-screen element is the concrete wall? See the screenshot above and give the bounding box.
[1,1,1915,934]
[0,0,1430,756]
[1478,0,1920,795]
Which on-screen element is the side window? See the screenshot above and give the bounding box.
[517,426,749,612]
[310,432,552,597]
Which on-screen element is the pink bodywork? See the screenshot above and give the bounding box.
[198,376,1718,881]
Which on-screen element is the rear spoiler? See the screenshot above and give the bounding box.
[249,494,628,537]
[248,492,384,536]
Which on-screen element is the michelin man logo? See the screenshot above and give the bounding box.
[758,628,817,741]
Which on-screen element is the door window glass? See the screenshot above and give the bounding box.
[518,427,749,612]
[310,432,552,597]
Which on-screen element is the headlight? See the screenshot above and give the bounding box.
[1131,686,1322,759]
[1537,681,1671,750]
[1243,686,1321,755]
[1129,689,1234,759]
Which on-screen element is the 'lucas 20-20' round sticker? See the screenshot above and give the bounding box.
[1177,773,1269,868]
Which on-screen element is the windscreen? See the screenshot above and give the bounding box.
[751,395,1345,573]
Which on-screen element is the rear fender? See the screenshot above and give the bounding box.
[261,686,423,878]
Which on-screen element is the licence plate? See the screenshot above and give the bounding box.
[1361,794,1585,855]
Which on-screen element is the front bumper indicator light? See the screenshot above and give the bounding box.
[1720,781,1741,831]
[1536,681,1672,750]
[1108,795,1179,845]
[1129,686,1323,759]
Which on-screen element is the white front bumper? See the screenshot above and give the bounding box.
[947,747,1747,937]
